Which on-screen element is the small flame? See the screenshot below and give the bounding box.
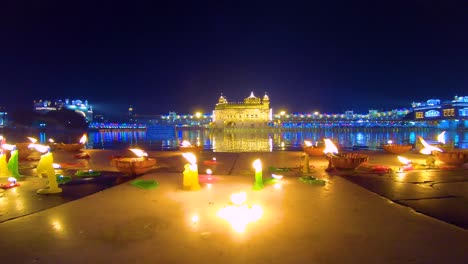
[52,163,62,169]
[418,136,443,155]
[323,139,338,154]
[182,152,197,165]
[79,134,87,144]
[129,148,147,158]
[304,140,313,147]
[253,159,262,172]
[272,174,283,179]
[181,140,192,147]
[387,140,393,145]
[191,215,199,224]
[437,131,446,144]
[8,177,16,184]
[397,156,411,165]
[231,192,247,205]
[49,138,55,143]
[27,137,38,143]
[1,144,16,151]
[31,144,50,153]
[206,169,212,175]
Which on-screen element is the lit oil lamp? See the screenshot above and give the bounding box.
[418,136,443,155]
[182,152,200,190]
[217,192,263,233]
[324,139,368,170]
[437,131,446,145]
[111,148,156,176]
[252,159,264,190]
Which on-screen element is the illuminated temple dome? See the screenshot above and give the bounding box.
[212,92,272,128]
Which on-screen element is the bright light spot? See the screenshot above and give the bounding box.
[8,177,16,184]
[437,131,446,144]
[52,163,62,169]
[418,136,443,155]
[27,137,38,143]
[207,183,212,189]
[1,144,16,151]
[51,220,62,231]
[274,183,282,189]
[387,140,393,145]
[49,138,55,143]
[195,112,201,118]
[206,169,212,175]
[181,140,192,147]
[191,215,199,224]
[217,192,263,233]
[253,159,262,173]
[30,144,50,153]
[272,174,283,179]
[79,134,87,144]
[304,140,313,147]
[323,139,338,154]
[182,152,197,165]
[129,148,147,158]
[279,111,286,116]
[397,156,411,165]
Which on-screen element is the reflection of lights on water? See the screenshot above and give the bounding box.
[217,192,263,233]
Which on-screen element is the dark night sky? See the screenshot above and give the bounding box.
[1,0,467,117]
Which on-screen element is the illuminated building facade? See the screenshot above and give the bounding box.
[0,106,7,127]
[212,92,272,128]
[412,96,468,128]
[33,99,93,122]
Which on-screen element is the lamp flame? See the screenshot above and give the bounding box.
[253,159,262,172]
[30,144,50,153]
[1,144,16,151]
[437,131,446,144]
[8,177,16,184]
[304,140,313,147]
[323,139,338,154]
[397,156,411,165]
[27,137,38,143]
[418,136,443,155]
[181,140,192,147]
[49,138,55,143]
[182,152,197,165]
[79,134,87,144]
[206,169,212,175]
[387,140,393,145]
[129,148,147,158]
[52,163,62,169]
[272,174,283,179]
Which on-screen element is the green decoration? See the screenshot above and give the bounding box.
[299,176,326,186]
[130,179,159,189]
[75,170,101,177]
[56,175,72,184]
[7,150,20,179]
[269,166,291,172]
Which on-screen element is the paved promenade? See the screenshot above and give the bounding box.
[0,149,467,263]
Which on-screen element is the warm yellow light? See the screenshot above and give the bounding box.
[231,192,247,205]
[191,215,199,224]
[217,192,263,233]
[252,159,262,172]
[323,139,338,154]
[30,144,50,153]
[181,140,192,147]
[195,112,201,118]
[206,169,212,175]
[279,111,286,116]
[418,136,443,155]
[52,163,61,169]
[129,148,147,158]
[387,140,393,145]
[437,131,446,144]
[397,156,411,165]
[27,137,38,143]
[271,174,283,179]
[49,138,55,143]
[182,152,197,165]
[79,134,87,144]
[1,143,16,151]
[304,140,313,147]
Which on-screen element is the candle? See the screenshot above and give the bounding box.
[0,153,8,177]
[36,148,62,194]
[7,149,20,178]
[182,153,200,190]
[253,159,264,190]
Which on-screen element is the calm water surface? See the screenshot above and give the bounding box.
[4,127,465,152]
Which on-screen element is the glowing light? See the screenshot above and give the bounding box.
[181,140,192,147]
[129,148,148,158]
[191,215,199,224]
[27,137,38,143]
[323,139,338,154]
[279,111,286,116]
[206,169,212,175]
[274,183,282,189]
[49,138,55,143]
[1,144,16,151]
[437,131,446,144]
[195,112,201,118]
[52,163,62,169]
[30,144,50,153]
[182,152,197,165]
[217,192,263,233]
[304,140,313,147]
[418,136,443,155]
[397,156,411,165]
[212,157,216,162]
[253,159,262,172]
[79,134,87,144]
[8,177,16,185]
[271,174,283,179]
[387,140,393,145]
[51,220,62,231]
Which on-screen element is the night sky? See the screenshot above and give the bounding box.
[1,1,467,117]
